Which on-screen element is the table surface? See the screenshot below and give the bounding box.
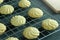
[42,31,60,40]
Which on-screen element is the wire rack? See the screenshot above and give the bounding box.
[0,0,60,40]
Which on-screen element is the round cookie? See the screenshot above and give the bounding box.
[6,37,19,40]
[0,5,14,15]
[0,0,4,4]
[28,8,43,18]
[0,23,6,35]
[11,15,26,26]
[18,0,31,8]
[42,19,59,30]
[23,27,40,39]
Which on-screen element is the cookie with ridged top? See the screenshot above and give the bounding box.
[0,23,6,35]
[18,0,31,8]
[23,27,40,39]
[28,8,43,18]
[6,37,19,40]
[11,15,26,26]
[42,19,59,30]
[0,5,14,15]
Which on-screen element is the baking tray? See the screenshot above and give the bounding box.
[0,0,60,40]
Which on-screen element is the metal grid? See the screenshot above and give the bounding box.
[0,0,60,40]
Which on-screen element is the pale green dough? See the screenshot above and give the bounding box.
[28,8,43,18]
[23,27,40,39]
[0,5,14,15]
[18,0,31,8]
[0,23,6,35]
[42,19,59,30]
[0,0,3,4]
[11,15,26,26]
[6,37,19,40]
